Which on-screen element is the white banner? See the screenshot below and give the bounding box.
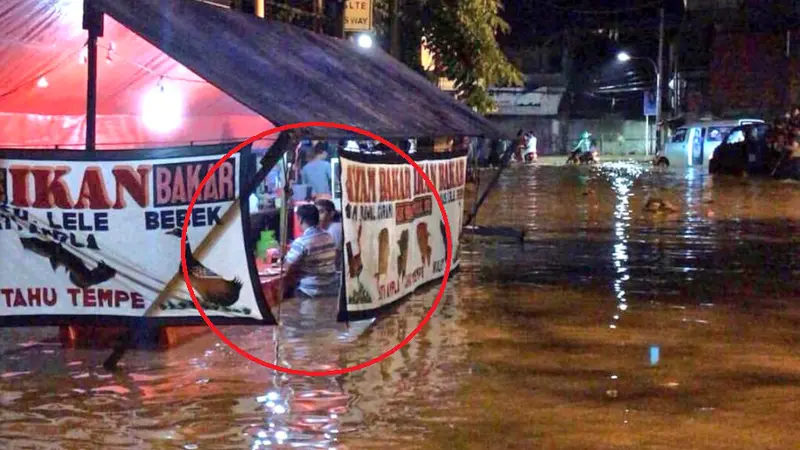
[0,145,274,326]
[339,152,466,318]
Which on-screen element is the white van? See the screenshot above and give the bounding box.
[664,118,764,167]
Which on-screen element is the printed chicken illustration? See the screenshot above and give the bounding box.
[19,234,116,288]
[375,228,389,282]
[166,229,242,307]
[397,229,409,279]
[416,222,432,267]
[345,223,363,279]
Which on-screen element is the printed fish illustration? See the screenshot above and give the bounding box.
[165,229,243,307]
[19,236,116,288]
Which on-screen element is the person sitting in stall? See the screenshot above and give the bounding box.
[315,199,343,270]
[278,204,339,299]
[301,143,332,198]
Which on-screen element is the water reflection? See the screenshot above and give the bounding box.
[2,163,800,449]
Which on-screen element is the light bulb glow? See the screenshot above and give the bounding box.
[617,52,631,62]
[37,77,49,88]
[141,82,183,133]
[357,34,373,49]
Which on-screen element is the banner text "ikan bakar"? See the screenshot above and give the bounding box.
[344,158,466,204]
[0,145,275,326]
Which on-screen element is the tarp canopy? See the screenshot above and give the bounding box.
[97,0,501,139]
[0,0,502,150]
[0,0,274,149]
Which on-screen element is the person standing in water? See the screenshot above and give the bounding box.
[301,143,332,198]
[315,199,343,271]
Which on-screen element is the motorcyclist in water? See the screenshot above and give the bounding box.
[567,131,598,164]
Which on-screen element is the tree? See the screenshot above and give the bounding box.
[235,0,522,113]
[374,0,523,113]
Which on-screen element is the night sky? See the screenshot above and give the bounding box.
[497,0,686,116]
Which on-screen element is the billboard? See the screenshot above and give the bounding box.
[0,144,275,327]
[338,150,466,320]
[644,90,657,116]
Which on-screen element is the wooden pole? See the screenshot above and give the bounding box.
[389,0,401,58]
[83,0,103,152]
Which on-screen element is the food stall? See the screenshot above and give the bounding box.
[0,0,502,354]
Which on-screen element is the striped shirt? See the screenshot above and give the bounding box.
[284,226,338,297]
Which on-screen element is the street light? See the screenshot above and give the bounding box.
[617,51,661,156]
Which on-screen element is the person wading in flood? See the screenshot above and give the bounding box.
[278,204,338,299]
[315,199,343,271]
[513,129,526,163]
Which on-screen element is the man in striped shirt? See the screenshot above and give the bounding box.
[282,204,339,298]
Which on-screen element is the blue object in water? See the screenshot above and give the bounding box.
[649,345,660,366]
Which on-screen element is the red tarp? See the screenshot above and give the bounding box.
[0,0,275,149]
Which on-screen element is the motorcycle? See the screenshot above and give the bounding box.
[566,149,599,165]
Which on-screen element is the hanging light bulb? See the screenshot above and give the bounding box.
[141,78,183,133]
[79,46,88,65]
[105,41,115,64]
[37,77,49,88]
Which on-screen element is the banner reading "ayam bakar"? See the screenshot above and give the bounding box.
[0,145,275,326]
[339,150,466,320]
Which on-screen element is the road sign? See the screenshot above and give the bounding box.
[344,0,372,31]
[643,90,657,116]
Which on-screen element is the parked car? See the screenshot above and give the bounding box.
[664,118,764,168]
[708,123,772,176]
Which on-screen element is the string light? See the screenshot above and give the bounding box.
[36,77,49,88]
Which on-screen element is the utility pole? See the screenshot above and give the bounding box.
[656,6,665,154]
[324,0,345,38]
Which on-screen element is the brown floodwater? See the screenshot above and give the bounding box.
[2,162,800,449]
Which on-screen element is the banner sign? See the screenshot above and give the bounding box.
[344,0,372,32]
[0,144,275,327]
[338,151,466,320]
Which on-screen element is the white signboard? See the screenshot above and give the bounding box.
[488,87,564,116]
[339,151,465,319]
[344,0,372,31]
[0,145,275,326]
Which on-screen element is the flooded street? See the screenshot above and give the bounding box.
[2,162,800,449]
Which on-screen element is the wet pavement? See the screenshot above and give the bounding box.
[2,162,800,449]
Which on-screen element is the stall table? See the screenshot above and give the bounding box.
[59,266,289,349]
